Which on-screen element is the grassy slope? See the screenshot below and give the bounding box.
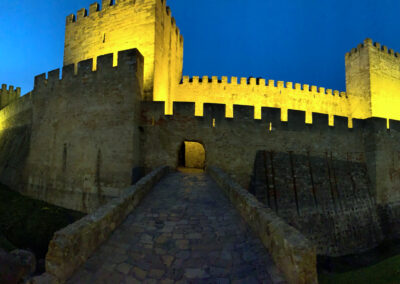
[319,254,400,284]
[0,184,84,259]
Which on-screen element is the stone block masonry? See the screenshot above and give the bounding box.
[64,0,183,105]
[141,100,400,256]
[65,170,287,283]
[251,151,382,256]
[40,166,168,283]
[2,0,400,266]
[346,38,400,120]
[23,48,144,213]
[0,84,21,110]
[0,93,32,191]
[175,76,348,123]
[208,166,317,284]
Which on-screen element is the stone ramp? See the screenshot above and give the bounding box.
[68,171,286,283]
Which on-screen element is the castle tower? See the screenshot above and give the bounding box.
[63,0,183,109]
[346,38,400,120]
[0,84,21,110]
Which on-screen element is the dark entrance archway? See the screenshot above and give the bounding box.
[178,141,206,169]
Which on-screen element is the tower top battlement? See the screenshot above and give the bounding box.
[346,38,400,59]
[63,0,183,103]
[0,84,21,110]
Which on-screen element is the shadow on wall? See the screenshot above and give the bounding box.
[178,141,205,170]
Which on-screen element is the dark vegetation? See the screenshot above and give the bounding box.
[319,240,400,283]
[0,183,84,273]
[319,254,400,283]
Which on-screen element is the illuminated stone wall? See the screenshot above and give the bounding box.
[346,38,400,121]
[62,0,400,125]
[23,49,144,213]
[0,93,31,132]
[174,77,349,124]
[0,84,21,111]
[0,94,32,191]
[369,42,400,120]
[63,0,183,104]
[345,39,373,119]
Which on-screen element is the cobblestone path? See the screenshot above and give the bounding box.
[68,171,286,283]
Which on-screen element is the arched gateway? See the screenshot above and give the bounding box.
[178,141,205,170]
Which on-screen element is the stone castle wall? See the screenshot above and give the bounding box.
[64,0,183,104]
[2,0,400,258]
[21,49,144,213]
[141,101,400,255]
[174,77,349,124]
[345,38,400,121]
[0,84,21,110]
[0,94,32,192]
[142,101,363,187]
[251,150,382,256]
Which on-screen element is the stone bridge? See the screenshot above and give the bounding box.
[31,168,317,284]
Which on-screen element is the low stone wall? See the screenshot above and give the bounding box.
[208,166,318,284]
[43,166,168,283]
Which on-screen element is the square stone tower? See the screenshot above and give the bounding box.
[63,0,183,107]
[346,38,400,120]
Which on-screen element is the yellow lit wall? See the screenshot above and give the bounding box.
[63,0,400,126]
[0,84,21,111]
[170,38,400,124]
[345,38,400,122]
[63,0,183,104]
[154,4,184,114]
[369,43,400,120]
[0,93,32,132]
[345,40,373,119]
[173,76,349,124]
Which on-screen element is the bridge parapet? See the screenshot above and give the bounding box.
[43,166,168,283]
[207,166,318,284]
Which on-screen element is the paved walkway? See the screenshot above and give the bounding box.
[68,171,285,283]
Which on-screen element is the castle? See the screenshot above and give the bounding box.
[1,0,400,258]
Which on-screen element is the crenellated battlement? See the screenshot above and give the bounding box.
[346,38,400,59]
[64,0,183,102]
[65,0,182,42]
[142,101,400,134]
[0,84,21,110]
[181,76,346,97]
[158,0,183,45]
[4,1,400,265]
[66,0,137,24]
[35,49,143,91]
[174,75,348,121]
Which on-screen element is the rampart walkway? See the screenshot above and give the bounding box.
[67,171,285,283]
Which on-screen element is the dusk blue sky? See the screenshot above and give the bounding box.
[0,0,399,95]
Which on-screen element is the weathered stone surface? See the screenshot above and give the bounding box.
[208,167,317,284]
[24,49,144,213]
[64,0,183,102]
[10,249,37,275]
[0,84,21,110]
[1,4,400,281]
[27,273,59,284]
[66,171,285,283]
[0,248,37,284]
[44,167,168,283]
[0,94,32,192]
[251,150,383,256]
